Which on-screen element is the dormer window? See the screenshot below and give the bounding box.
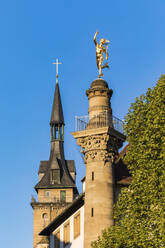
[51,169,60,184]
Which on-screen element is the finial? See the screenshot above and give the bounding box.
[31,195,36,203]
[93,31,110,78]
[52,58,62,84]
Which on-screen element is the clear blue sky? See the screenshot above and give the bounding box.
[0,0,165,247]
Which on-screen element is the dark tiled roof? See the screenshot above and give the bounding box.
[114,159,131,185]
[38,161,49,174]
[50,83,64,125]
[114,144,131,185]
[65,160,76,173]
[35,160,76,191]
[117,177,132,185]
[40,193,85,236]
[50,153,60,169]
[115,143,129,163]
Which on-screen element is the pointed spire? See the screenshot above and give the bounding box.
[34,60,78,195]
[50,82,64,125]
[50,59,64,125]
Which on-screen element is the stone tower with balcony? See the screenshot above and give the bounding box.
[31,79,78,248]
[72,78,126,248]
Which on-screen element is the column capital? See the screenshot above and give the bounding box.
[77,133,118,164]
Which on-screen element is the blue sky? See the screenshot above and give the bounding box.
[0,0,165,247]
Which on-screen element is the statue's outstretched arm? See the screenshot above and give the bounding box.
[105,49,109,60]
[104,42,110,60]
[94,31,99,46]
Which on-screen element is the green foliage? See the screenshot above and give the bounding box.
[92,75,165,248]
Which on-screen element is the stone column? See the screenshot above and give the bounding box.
[72,78,125,248]
[77,130,117,248]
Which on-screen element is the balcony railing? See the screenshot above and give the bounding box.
[75,111,124,135]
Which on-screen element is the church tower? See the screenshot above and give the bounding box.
[31,68,78,248]
[72,78,126,248]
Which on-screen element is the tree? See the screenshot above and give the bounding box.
[92,75,165,248]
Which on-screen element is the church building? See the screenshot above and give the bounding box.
[31,72,78,248]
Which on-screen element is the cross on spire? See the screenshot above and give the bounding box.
[52,59,62,84]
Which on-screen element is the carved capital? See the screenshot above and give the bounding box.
[77,134,117,163]
[84,150,115,164]
[77,134,108,152]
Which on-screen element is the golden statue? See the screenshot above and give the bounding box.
[94,31,110,78]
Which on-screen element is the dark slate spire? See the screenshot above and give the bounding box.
[35,74,78,196]
[50,82,64,125]
[34,60,78,198]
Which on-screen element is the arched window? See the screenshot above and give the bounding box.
[42,213,48,221]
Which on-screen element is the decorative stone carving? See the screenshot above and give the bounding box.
[84,150,115,164]
[77,134,118,163]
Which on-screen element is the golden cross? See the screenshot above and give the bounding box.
[52,58,62,84]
